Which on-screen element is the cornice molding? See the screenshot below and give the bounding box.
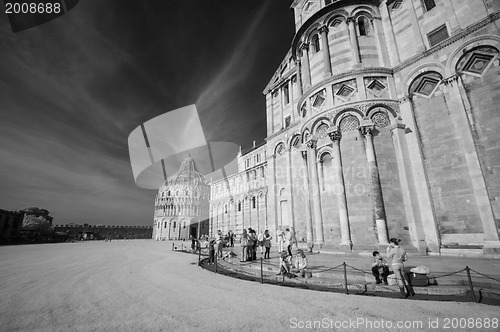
[394,11,500,73]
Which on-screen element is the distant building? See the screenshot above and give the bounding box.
[209,143,269,238]
[153,156,210,240]
[0,209,24,243]
[54,224,153,241]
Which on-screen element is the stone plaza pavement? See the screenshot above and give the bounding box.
[183,243,500,302]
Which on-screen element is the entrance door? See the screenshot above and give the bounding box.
[190,225,197,239]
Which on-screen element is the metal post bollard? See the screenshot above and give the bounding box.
[198,247,201,266]
[260,256,264,284]
[215,253,218,274]
[172,243,174,251]
[465,266,476,302]
[343,262,349,295]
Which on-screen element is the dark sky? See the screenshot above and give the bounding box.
[0,0,295,226]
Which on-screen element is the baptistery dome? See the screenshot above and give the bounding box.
[153,156,210,240]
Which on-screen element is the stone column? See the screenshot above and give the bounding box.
[287,148,295,229]
[319,25,333,77]
[300,146,314,250]
[307,138,324,247]
[299,43,312,89]
[360,125,390,245]
[347,17,361,65]
[327,129,352,249]
[264,195,268,230]
[290,79,295,122]
[294,59,303,97]
[442,76,500,254]
[256,195,260,233]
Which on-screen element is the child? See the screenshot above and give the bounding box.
[208,239,216,265]
[371,250,389,285]
[294,249,308,278]
[263,230,272,259]
[276,250,292,276]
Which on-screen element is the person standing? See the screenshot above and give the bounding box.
[284,228,293,257]
[387,238,415,298]
[229,230,234,247]
[216,230,224,258]
[263,230,272,259]
[247,228,257,261]
[276,226,284,252]
[290,227,298,249]
[240,229,248,262]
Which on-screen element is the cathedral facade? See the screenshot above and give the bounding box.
[206,0,500,256]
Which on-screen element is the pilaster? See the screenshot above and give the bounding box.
[306,138,324,247]
[441,75,500,254]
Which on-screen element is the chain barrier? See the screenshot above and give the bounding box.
[319,263,344,272]
[431,268,467,279]
[469,268,500,283]
[345,264,371,274]
[171,245,500,303]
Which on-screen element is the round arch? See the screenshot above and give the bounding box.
[332,109,364,128]
[446,35,500,74]
[403,62,447,92]
[316,146,334,163]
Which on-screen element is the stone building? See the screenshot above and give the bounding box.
[209,143,268,237]
[0,209,23,243]
[207,0,500,255]
[153,156,210,240]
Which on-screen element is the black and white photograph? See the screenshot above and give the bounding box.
[1,0,500,331]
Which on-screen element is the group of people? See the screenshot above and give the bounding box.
[371,237,415,299]
[276,248,309,278]
[239,228,273,261]
[276,226,298,257]
[204,229,414,298]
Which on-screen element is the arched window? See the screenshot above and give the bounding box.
[311,34,320,53]
[320,153,332,191]
[238,202,241,212]
[409,71,442,98]
[339,115,360,132]
[456,46,499,77]
[252,197,256,209]
[316,123,329,138]
[358,16,370,36]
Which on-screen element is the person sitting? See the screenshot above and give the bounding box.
[371,250,390,285]
[276,250,292,276]
[294,249,308,278]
